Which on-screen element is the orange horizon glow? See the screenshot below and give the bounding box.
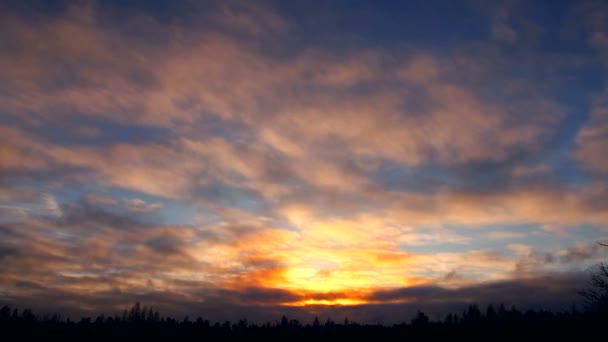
[284,298,369,307]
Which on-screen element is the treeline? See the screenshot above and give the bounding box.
[0,302,605,341]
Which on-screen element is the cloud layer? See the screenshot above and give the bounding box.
[0,0,607,321]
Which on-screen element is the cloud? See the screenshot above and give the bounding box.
[41,193,62,218]
[0,3,563,169]
[573,0,608,52]
[0,126,50,171]
[85,194,162,213]
[575,92,608,174]
[383,184,608,227]
[367,273,586,312]
[558,243,604,263]
[490,6,518,43]
[211,1,289,37]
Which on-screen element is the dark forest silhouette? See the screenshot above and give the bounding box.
[1,300,605,341]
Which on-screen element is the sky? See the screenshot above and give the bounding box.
[0,0,607,323]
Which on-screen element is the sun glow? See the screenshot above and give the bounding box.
[284,298,368,306]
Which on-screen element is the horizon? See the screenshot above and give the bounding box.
[1,0,607,324]
[0,299,592,325]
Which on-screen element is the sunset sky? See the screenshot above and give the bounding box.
[1,0,607,323]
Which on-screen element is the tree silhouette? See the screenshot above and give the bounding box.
[312,316,320,327]
[0,301,605,340]
[579,242,608,316]
[411,310,429,327]
[580,264,608,311]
